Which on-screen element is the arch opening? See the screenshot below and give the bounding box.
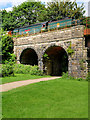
[43,46,68,76]
[20,48,38,65]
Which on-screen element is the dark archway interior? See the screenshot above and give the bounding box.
[85,35,90,75]
[87,48,90,58]
[20,48,38,65]
[85,35,90,58]
[85,35,90,48]
[43,46,68,76]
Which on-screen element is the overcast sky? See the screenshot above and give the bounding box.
[0,0,89,16]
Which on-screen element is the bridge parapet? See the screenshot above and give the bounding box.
[14,25,84,46]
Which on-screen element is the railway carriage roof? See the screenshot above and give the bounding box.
[15,21,48,30]
[13,18,72,31]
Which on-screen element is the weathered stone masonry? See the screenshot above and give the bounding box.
[13,25,88,78]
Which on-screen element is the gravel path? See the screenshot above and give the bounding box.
[0,77,60,92]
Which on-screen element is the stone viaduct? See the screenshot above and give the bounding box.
[13,25,89,79]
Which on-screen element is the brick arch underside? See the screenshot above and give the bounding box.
[43,45,68,76]
[20,48,38,65]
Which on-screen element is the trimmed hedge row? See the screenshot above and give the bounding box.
[1,64,43,77]
[14,64,43,76]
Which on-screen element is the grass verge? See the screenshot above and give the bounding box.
[1,74,51,84]
[2,78,88,118]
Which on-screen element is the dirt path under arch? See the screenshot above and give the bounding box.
[0,77,60,92]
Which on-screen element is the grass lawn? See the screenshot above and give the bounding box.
[0,74,51,84]
[2,78,88,118]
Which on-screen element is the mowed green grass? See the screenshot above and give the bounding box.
[2,78,88,118]
[1,74,51,84]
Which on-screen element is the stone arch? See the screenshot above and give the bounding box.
[42,43,68,57]
[20,48,38,65]
[43,45,68,76]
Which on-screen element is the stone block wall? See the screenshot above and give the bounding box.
[14,25,88,79]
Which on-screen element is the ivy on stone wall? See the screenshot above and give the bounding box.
[66,42,74,55]
[79,59,86,70]
[43,53,50,60]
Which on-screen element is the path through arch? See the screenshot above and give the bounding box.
[43,46,68,76]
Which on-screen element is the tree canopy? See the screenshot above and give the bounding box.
[1,0,86,31]
[0,29,14,63]
[46,0,85,21]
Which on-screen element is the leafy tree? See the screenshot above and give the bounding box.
[1,2,47,30]
[1,33,14,63]
[46,0,85,21]
[1,0,86,31]
[0,30,16,77]
[1,10,16,31]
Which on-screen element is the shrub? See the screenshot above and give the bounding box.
[62,72,75,80]
[76,78,83,81]
[62,72,69,79]
[62,72,87,81]
[1,54,16,77]
[2,60,14,77]
[14,64,43,76]
[0,64,2,77]
[86,72,90,81]
[1,34,14,63]
[14,64,31,74]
